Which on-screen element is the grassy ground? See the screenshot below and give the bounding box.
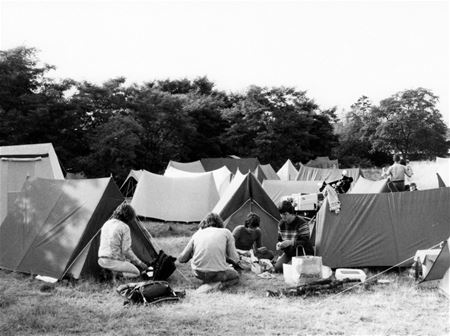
[0,223,448,336]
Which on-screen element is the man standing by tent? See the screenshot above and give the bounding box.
[98,203,148,281]
[178,213,240,291]
[274,200,314,273]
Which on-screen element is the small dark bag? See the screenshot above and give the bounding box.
[151,250,176,281]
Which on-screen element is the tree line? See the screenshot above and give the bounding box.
[0,47,448,184]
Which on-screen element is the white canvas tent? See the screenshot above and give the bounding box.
[130,170,220,222]
[348,177,390,194]
[164,166,231,196]
[0,143,64,223]
[166,160,205,173]
[277,159,298,181]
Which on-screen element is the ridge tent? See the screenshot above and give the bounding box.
[262,180,321,206]
[405,159,450,190]
[306,156,339,169]
[420,237,450,297]
[348,177,390,194]
[277,159,298,181]
[259,164,280,181]
[212,172,281,250]
[0,143,64,223]
[200,157,260,174]
[314,187,450,268]
[120,169,144,198]
[295,164,362,186]
[253,165,268,183]
[0,177,157,280]
[131,170,220,222]
[167,160,205,173]
[164,166,232,196]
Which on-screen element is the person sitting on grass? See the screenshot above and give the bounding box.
[274,200,314,273]
[232,212,274,260]
[98,203,148,281]
[178,213,239,291]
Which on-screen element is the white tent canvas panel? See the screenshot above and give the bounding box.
[131,170,220,222]
[277,159,298,181]
[0,143,64,223]
[164,166,231,196]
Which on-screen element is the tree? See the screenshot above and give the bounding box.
[371,88,448,159]
[80,114,144,182]
[221,86,337,169]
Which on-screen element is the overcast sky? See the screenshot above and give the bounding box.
[1,0,449,124]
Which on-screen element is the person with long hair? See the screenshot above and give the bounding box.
[178,213,239,290]
[98,203,147,280]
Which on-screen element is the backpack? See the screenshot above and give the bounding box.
[151,250,176,281]
[117,280,182,305]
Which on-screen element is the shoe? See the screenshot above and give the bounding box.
[195,282,221,294]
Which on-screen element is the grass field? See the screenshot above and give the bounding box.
[0,222,448,336]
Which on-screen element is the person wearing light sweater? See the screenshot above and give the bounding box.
[98,203,147,279]
[178,213,239,287]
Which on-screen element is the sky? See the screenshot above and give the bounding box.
[1,0,449,124]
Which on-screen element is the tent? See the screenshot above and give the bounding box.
[164,166,232,196]
[200,157,260,174]
[348,177,390,194]
[295,164,362,186]
[420,237,450,297]
[212,172,281,250]
[262,180,321,206]
[437,173,446,188]
[131,170,220,222]
[120,169,144,198]
[277,159,298,181]
[167,160,205,173]
[0,143,64,223]
[0,177,157,280]
[258,164,280,181]
[405,159,450,190]
[306,156,339,169]
[314,187,450,268]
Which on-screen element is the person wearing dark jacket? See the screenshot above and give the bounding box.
[274,200,314,273]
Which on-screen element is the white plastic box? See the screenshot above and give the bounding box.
[335,268,366,282]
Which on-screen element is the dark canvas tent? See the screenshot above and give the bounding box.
[0,177,157,280]
[212,172,281,250]
[437,173,446,188]
[120,169,144,198]
[306,156,339,169]
[259,164,280,181]
[420,237,450,296]
[315,187,450,268]
[200,157,260,174]
[295,164,362,186]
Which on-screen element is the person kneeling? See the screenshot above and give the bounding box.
[274,200,314,273]
[98,203,148,281]
[178,213,239,291]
